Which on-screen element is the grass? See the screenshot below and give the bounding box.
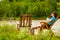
[0,25,60,40]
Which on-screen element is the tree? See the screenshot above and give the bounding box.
[44,0,57,16]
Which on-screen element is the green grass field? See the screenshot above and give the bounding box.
[0,25,60,40]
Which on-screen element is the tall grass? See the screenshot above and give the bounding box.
[0,25,60,40]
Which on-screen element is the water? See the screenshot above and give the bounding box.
[0,20,47,27]
[1,19,60,36]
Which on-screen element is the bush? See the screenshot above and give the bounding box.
[0,0,58,20]
[0,25,60,40]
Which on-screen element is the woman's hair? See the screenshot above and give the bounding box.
[48,16,51,18]
[52,11,57,18]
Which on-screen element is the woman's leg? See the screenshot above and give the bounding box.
[40,22,49,31]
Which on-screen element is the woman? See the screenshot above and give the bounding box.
[30,11,57,34]
[40,11,57,31]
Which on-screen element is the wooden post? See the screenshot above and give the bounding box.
[23,16,25,27]
[19,14,32,33]
[20,15,22,27]
[29,15,32,27]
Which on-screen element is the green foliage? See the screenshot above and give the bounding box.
[0,0,58,20]
[0,25,60,40]
[56,0,60,2]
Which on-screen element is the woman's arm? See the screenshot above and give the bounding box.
[47,19,52,23]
